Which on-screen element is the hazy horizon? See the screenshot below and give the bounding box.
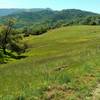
[0,0,99,13]
[0,8,99,15]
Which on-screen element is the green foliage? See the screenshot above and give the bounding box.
[79,16,100,25]
[0,19,25,55]
[0,9,100,40]
[0,19,16,54]
[0,9,99,29]
[0,50,5,63]
[9,42,25,55]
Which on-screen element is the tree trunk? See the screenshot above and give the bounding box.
[2,26,11,55]
[3,46,6,54]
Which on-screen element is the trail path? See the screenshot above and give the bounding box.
[92,84,100,100]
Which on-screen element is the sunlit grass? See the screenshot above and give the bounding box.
[0,26,100,99]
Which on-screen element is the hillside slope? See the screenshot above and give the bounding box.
[0,26,100,99]
[0,9,99,28]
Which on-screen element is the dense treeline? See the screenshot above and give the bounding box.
[79,16,100,25]
[0,9,100,42]
[0,9,99,36]
[0,9,99,28]
[21,15,100,36]
[22,20,65,36]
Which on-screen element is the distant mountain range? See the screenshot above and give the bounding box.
[0,8,100,28]
[0,8,51,16]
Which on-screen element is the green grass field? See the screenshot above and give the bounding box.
[0,26,100,100]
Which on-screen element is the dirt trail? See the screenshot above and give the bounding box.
[92,84,100,100]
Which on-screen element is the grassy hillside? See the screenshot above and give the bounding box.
[0,26,100,99]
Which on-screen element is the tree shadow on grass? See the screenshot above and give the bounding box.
[6,52,27,60]
[0,50,27,65]
[0,61,7,64]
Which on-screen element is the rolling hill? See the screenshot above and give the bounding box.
[0,26,100,99]
[0,9,99,28]
[0,8,100,99]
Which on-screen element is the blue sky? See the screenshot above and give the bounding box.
[0,0,99,13]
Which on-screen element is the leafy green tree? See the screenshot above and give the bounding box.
[0,19,25,55]
[0,19,15,54]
